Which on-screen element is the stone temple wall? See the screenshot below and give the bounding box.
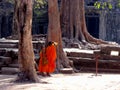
[105,12,120,44]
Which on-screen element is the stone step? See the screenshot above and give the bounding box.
[0,56,12,65]
[68,57,120,69]
[60,68,74,74]
[0,62,3,69]
[0,48,18,56]
[69,57,94,62]
[0,39,18,44]
[8,64,19,68]
[0,39,44,50]
[0,44,18,48]
[69,57,120,63]
[1,67,19,74]
[100,54,120,60]
[64,48,95,58]
[64,48,120,60]
[0,49,6,56]
[80,67,120,73]
[101,46,120,54]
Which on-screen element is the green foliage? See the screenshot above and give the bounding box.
[94,2,101,9]
[117,0,120,8]
[33,0,47,17]
[94,0,120,10]
[94,1,113,10]
[108,3,112,9]
[118,3,120,8]
[34,0,47,9]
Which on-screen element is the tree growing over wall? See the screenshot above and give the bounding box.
[60,0,109,47]
[46,0,118,70]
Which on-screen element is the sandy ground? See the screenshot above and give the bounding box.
[0,73,120,90]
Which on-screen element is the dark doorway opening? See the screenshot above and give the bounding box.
[86,14,99,38]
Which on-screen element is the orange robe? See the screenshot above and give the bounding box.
[38,44,57,73]
[38,48,48,72]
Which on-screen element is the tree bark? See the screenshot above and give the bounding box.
[16,0,39,82]
[47,0,71,70]
[60,0,108,45]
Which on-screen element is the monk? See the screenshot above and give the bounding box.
[38,41,57,76]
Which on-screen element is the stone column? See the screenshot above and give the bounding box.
[99,10,107,40]
[0,16,2,38]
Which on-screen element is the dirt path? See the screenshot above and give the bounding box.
[0,73,120,90]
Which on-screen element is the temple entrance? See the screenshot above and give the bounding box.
[86,14,99,38]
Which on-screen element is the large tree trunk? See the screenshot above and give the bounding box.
[16,0,39,82]
[60,0,108,46]
[47,0,71,70]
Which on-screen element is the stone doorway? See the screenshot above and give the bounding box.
[86,14,99,38]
